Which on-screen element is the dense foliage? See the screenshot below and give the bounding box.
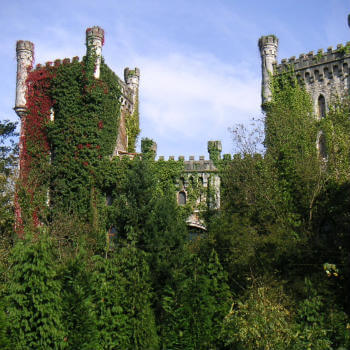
[1,62,350,348]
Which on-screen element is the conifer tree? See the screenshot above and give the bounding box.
[61,250,98,349]
[160,248,230,349]
[7,233,67,349]
[90,254,128,349]
[91,247,158,350]
[114,245,159,350]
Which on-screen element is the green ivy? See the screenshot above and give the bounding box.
[47,57,122,222]
[126,96,140,152]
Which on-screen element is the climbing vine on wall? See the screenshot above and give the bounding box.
[17,64,55,232]
[47,57,121,221]
[126,96,140,153]
[320,95,350,183]
[18,53,122,233]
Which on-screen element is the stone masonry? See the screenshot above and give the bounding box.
[259,14,350,117]
[14,26,222,232]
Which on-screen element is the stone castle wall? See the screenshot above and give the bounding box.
[259,15,350,114]
[276,44,350,115]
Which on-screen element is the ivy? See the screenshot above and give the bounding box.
[47,57,121,221]
[336,43,350,56]
[17,65,55,233]
[126,96,140,152]
[320,96,350,183]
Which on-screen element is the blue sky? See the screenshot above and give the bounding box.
[1,0,349,158]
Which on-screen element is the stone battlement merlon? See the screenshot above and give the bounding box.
[29,56,135,113]
[157,155,215,162]
[156,155,218,173]
[259,13,350,119]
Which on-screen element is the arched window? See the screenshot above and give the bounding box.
[178,191,186,205]
[318,95,326,119]
[318,132,327,159]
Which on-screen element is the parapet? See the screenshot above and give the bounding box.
[276,42,350,74]
[86,26,105,44]
[16,40,34,53]
[156,155,219,172]
[258,35,279,53]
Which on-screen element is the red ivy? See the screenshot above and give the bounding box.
[16,66,55,233]
[22,66,55,181]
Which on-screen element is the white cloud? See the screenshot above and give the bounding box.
[137,52,261,143]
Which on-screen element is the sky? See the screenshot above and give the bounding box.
[1,0,350,158]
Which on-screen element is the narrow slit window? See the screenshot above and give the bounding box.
[318,95,326,119]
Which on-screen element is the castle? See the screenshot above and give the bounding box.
[14,26,221,233]
[259,15,350,114]
[14,16,350,234]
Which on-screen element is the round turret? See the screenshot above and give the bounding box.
[124,67,140,105]
[258,35,279,106]
[15,40,34,118]
[86,26,104,78]
[124,67,140,88]
[208,141,222,162]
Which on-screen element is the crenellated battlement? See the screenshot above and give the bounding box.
[124,67,140,80]
[157,155,218,172]
[86,26,105,43]
[13,26,222,234]
[276,42,350,73]
[259,14,350,115]
[154,140,222,173]
[16,40,34,53]
[15,26,140,161]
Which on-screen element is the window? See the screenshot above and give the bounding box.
[178,191,186,205]
[318,95,326,119]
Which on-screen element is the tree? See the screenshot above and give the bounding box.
[160,248,231,349]
[0,119,17,237]
[60,249,98,349]
[6,233,67,349]
[221,280,294,350]
[101,156,188,300]
[91,247,158,350]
